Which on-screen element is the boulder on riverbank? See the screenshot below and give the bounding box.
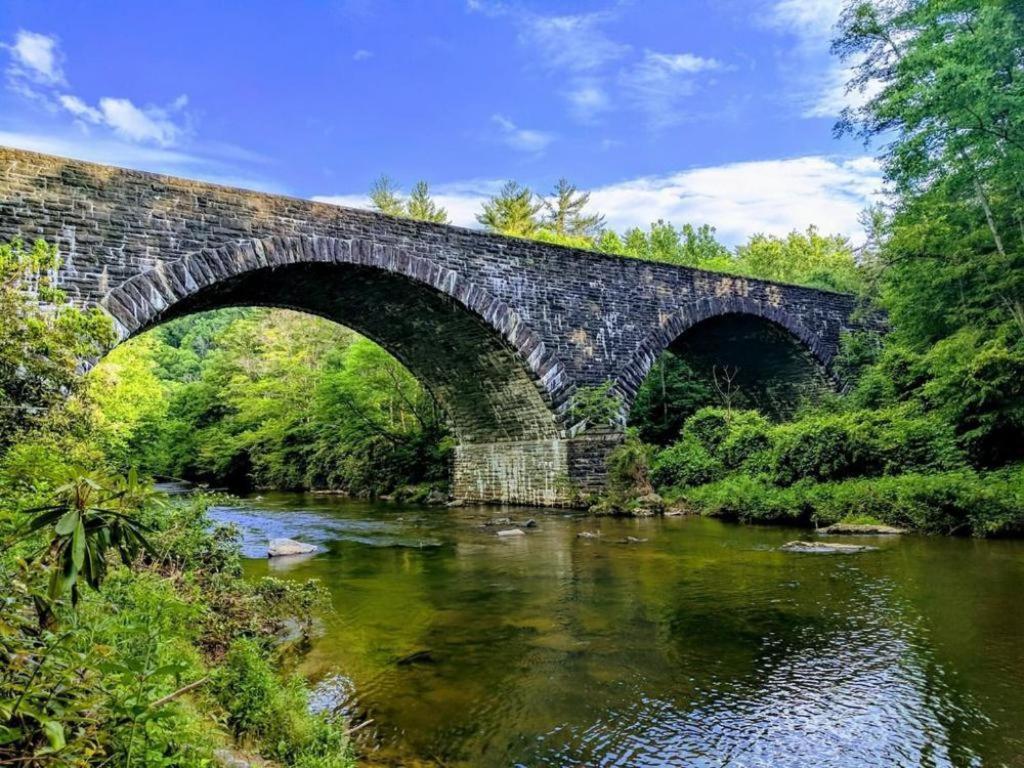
[589,492,665,517]
[821,522,906,535]
[267,538,317,557]
[781,540,878,554]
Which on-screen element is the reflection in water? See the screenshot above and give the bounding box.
[211,494,1024,767]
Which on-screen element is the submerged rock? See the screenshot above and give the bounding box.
[267,538,317,557]
[781,540,878,554]
[483,517,513,527]
[821,523,906,535]
[577,530,601,539]
[396,649,435,666]
[620,536,648,544]
[497,528,526,537]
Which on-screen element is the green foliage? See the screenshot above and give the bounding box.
[0,237,114,451]
[477,180,544,237]
[541,178,605,240]
[732,228,864,293]
[370,175,450,223]
[570,382,623,431]
[215,638,352,767]
[650,435,724,488]
[95,310,451,496]
[605,433,654,498]
[1,490,353,766]
[835,0,1023,348]
[628,355,714,445]
[21,472,155,612]
[675,469,1024,537]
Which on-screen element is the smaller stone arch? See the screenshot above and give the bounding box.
[614,294,839,412]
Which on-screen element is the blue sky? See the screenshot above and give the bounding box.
[0,0,882,244]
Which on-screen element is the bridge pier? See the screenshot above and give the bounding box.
[452,432,622,507]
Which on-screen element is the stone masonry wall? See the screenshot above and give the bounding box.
[0,147,869,505]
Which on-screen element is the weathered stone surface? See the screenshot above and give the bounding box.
[781,540,878,554]
[496,528,526,537]
[821,523,906,535]
[267,538,317,557]
[0,147,871,506]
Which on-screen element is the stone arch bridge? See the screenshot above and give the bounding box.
[1,147,866,505]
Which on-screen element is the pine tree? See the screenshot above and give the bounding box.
[369,175,405,217]
[406,181,449,224]
[476,181,543,237]
[542,178,605,239]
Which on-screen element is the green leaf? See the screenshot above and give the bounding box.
[71,519,86,570]
[54,509,78,536]
[39,719,66,753]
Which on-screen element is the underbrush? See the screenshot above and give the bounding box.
[650,406,1024,536]
[0,489,355,767]
[668,468,1024,536]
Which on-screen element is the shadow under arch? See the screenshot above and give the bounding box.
[617,296,838,421]
[99,236,570,444]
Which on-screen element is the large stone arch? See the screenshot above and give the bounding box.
[615,294,839,415]
[101,235,571,445]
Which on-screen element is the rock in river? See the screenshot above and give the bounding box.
[781,540,878,554]
[268,538,317,557]
[497,528,526,537]
[821,523,906,535]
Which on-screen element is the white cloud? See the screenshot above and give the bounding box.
[519,11,630,73]
[768,0,843,46]
[58,93,101,122]
[95,97,185,146]
[4,30,65,85]
[620,50,723,128]
[4,29,190,147]
[765,0,880,119]
[491,114,554,154]
[313,155,883,244]
[589,155,882,244]
[353,49,373,61]
[565,80,611,122]
[802,59,882,117]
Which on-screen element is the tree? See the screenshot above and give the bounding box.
[476,181,543,237]
[541,178,605,240]
[0,239,113,454]
[369,175,405,217]
[733,227,863,293]
[835,0,1024,344]
[406,181,449,224]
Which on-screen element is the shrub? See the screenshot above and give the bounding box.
[651,435,724,488]
[681,407,733,452]
[215,637,352,767]
[675,468,1024,537]
[719,411,773,470]
[605,433,654,497]
[672,475,810,524]
[770,413,868,485]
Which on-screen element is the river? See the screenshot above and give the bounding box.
[208,492,1024,767]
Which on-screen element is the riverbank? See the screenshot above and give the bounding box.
[0,488,356,767]
[589,407,1024,538]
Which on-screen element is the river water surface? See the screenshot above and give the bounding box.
[209,493,1024,767]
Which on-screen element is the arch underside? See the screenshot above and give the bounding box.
[667,314,832,418]
[126,262,562,444]
[619,300,837,421]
